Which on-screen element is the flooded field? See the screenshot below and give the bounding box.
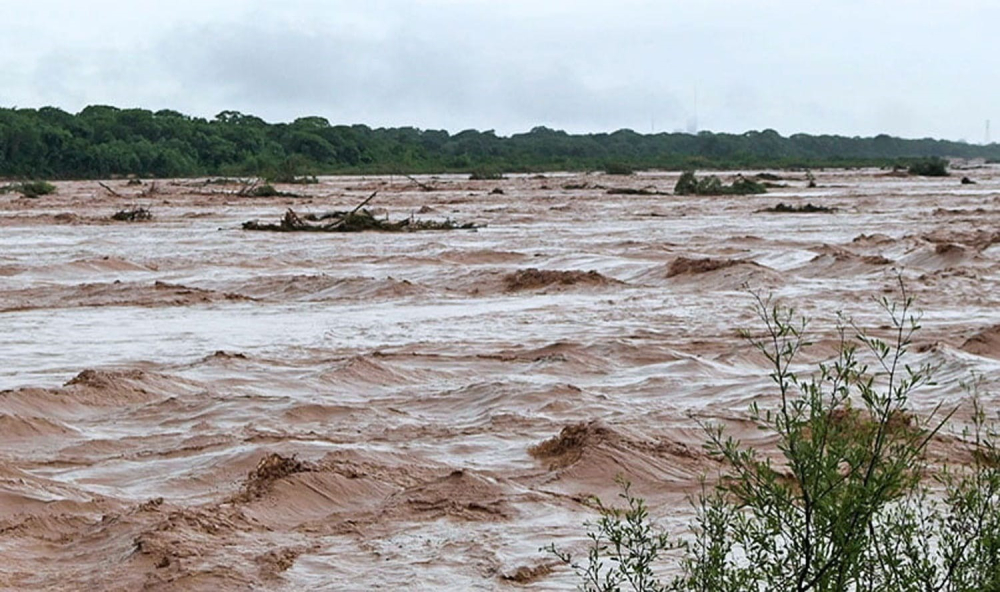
[2,169,1000,590]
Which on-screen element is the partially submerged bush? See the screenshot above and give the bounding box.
[604,162,634,176]
[674,171,766,196]
[1,180,57,198]
[728,176,767,195]
[548,284,1000,591]
[238,182,301,198]
[908,157,949,177]
[111,206,153,221]
[674,171,700,195]
[469,167,504,181]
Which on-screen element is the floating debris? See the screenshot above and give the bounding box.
[111,206,153,221]
[243,192,477,233]
[762,202,835,214]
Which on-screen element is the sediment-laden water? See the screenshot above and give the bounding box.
[1,169,999,590]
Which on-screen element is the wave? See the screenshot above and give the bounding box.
[1,281,249,312]
[793,245,894,278]
[634,256,783,290]
[226,274,427,302]
[961,324,1000,358]
[528,421,709,489]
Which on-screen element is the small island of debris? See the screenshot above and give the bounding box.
[242,191,478,233]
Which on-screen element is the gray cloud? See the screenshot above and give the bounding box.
[2,0,999,139]
[152,12,685,133]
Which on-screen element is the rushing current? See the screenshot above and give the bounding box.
[1,169,999,590]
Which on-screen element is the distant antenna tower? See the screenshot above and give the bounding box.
[986,119,992,145]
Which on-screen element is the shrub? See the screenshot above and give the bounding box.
[236,178,303,198]
[469,167,504,181]
[875,385,1000,591]
[908,157,949,177]
[695,175,724,195]
[727,176,767,195]
[674,171,699,195]
[548,284,1000,591]
[1,180,57,198]
[680,287,942,590]
[544,478,674,592]
[674,171,766,196]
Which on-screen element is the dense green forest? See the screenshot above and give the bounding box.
[2,105,999,179]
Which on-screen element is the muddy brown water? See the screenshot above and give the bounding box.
[2,170,1000,590]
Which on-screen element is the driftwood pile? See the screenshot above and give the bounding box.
[762,202,835,214]
[242,191,477,233]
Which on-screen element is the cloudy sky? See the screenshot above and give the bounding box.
[1,0,996,140]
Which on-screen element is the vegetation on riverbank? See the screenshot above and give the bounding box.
[1,106,994,179]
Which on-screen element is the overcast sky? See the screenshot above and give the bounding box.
[1,0,996,140]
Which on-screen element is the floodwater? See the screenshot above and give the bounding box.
[1,170,999,590]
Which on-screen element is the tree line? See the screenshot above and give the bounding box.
[2,105,999,179]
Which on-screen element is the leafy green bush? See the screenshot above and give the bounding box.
[548,285,1000,591]
[0,180,57,198]
[727,176,767,195]
[908,157,949,177]
[674,171,766,195]
[545,477,673,592]
[694,175,723,195]
[674,171,699,195]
